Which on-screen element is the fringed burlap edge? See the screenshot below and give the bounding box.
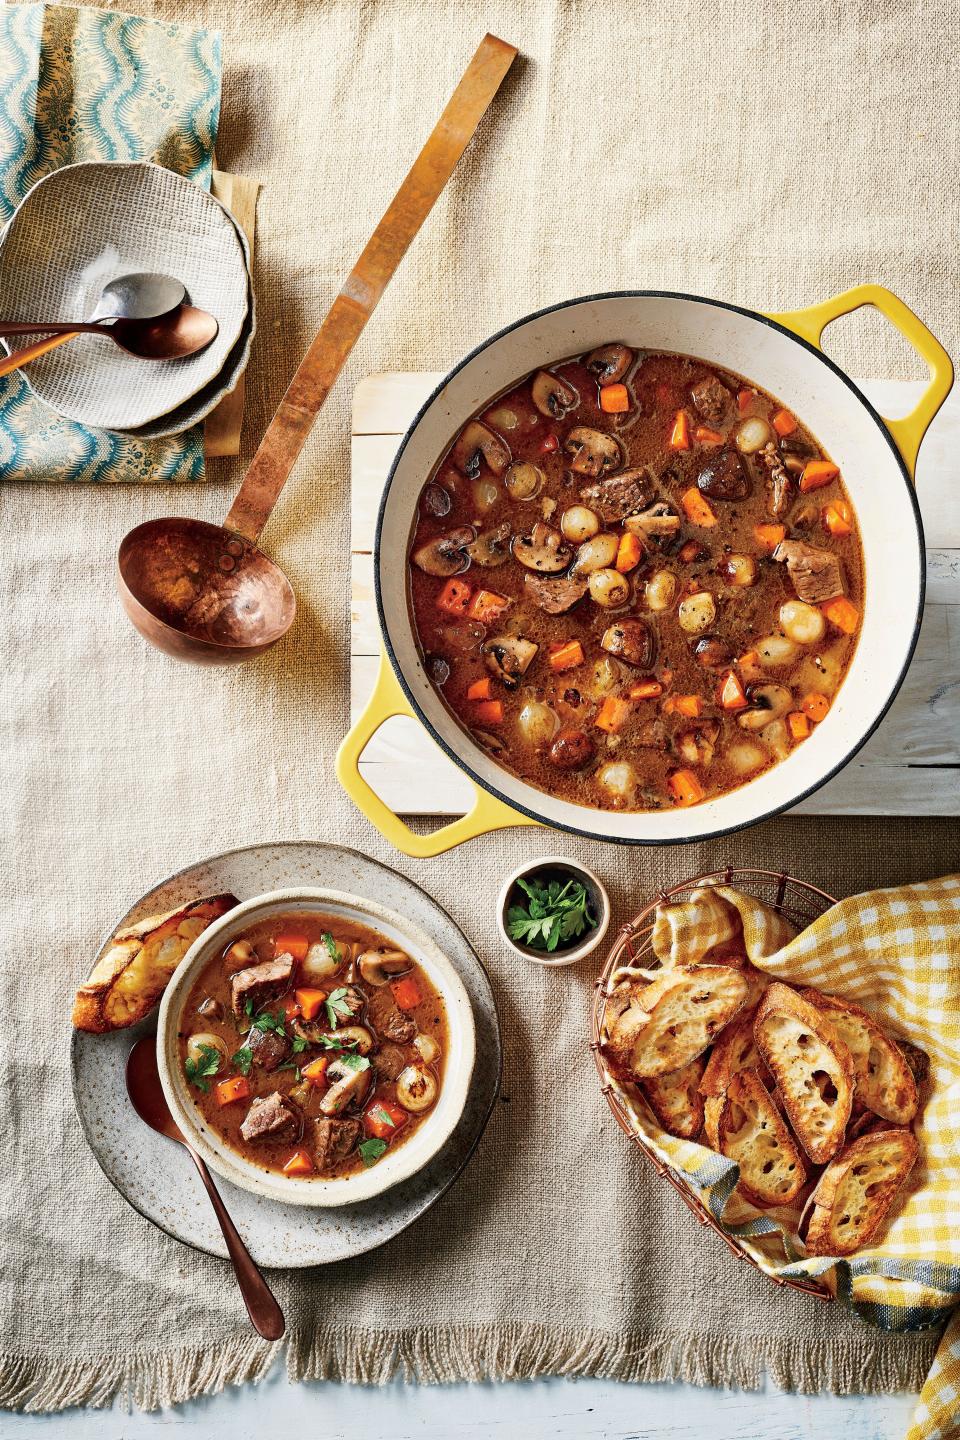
[1,1324,938,1412]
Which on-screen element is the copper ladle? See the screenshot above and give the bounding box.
[117,33,518,664]
[126,1035,285,1341]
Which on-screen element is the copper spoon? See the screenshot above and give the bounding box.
[125,1035,285,1341]
[0,303,218,378]
[116,32,518,665]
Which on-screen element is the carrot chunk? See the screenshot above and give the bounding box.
[595,696,632,733]
[436,578,472,615]
[599,382,630,413]
[788,711,811,740]
[467,589,510,624]
[391,975,422,1011]
[801,691,831,723]
[294,987,327,1021]
[472,699,504,725]
[629,679,663,700]
[753,522,786,552]
[822,500,852,537]
[719,670,748,710]
[681,487,717,527]
[215,1076,250,1107]
[799,459,841,492]
[737,388,756,414]
[669,411,691,450]
[282,1148,314,1177]
[615,532,643,572]
[821,596,859,634]
[548,639,585,672]
[281,996,302,1022]
[665,694,702,718]
[694,425,725,445]
[772,409,797,437]
[669,769,705,806]
[466,676,492,701]
[302,1056,329,1086]
[274,933,309,962]
[364,1099,408,1139]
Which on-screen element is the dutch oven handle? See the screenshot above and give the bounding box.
[336,651,539,857]
[767,283,953,478]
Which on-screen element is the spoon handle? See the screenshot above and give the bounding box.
[0,320,109,336]
[186,1143,286,1341]
[0,332,75,377]
[223,32,517,542]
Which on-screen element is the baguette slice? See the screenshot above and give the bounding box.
[602,965,748,1079]
[803,1127,919,1256]
[800,989,918,1124]
[703,1069,807,1207]
[640,1057,705,1138]
[72,893,239,1032]
[754,983,854,1164]
[700,1007,770,1097]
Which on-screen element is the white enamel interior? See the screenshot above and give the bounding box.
[157,887,476,1207]
[378,293,923,844]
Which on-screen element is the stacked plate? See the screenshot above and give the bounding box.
[0,162,255,436]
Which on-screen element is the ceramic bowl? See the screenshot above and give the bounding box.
[0,161,249,429]
[496,854,611,966]
[156,886,476,1207]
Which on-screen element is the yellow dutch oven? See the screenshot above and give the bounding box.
[337,286,952,857]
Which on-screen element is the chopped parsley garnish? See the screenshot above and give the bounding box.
[184,1043,222,1093]
[339,1052,370,1073]
[322,932,339,961]
[506,873,597,953]
[230,1045,253,1076]
[324,986,354,1030]
[317,1033,358,1051]
[358,1137,388,1168]
[291,1035,308,1054]
[252,1008,286,1034]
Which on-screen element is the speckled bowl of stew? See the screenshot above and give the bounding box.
[353,286,951,849]
[156,888,476,1206]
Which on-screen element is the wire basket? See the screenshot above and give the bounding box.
[590,864,838,1304]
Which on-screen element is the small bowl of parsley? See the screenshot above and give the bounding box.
[497,855,610,966]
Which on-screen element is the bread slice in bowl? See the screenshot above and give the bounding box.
[803,1126,919,1256]
[800,988,918,1125]
[704,1069,807,1207]
[699,1006,772,1097]
[640,1057,705,1139]
[603,965,748,1079]
[753,983,854,1164]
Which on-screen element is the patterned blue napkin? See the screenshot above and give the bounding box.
[0,2,221,481]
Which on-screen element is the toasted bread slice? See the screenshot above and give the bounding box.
[700,1007,771,1097]
[753,983,854,1164]
[803,1127,919,1256]
[72,893,238,1032]
[603,965,748,1080]
[705,946,769,1010]
[703,1070,806,1206]
[800,988,918,1125]
[640,1057,706,1138]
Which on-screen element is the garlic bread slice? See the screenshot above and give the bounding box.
[603,965,748,1080]
[754,983,854,1164]
[704,1070,806,1207]
[800,988,918,1125]
[804,1127,919,1256]
[640,1057,706,1138]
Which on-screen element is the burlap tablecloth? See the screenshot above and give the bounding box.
[2,0,958,1412]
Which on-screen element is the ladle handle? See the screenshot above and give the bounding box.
[186,1142,286,1341]
[223,32,518,542]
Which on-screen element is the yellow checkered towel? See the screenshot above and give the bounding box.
[608,874,960,1439]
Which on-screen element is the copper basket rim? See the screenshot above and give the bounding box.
[590,864,838,1304]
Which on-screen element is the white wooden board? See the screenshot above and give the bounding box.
[350,374,960,818]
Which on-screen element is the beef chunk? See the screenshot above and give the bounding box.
[248,1023,291,1072]
[314,1116,361,1174]
[230,954,295,1017]
[773,539,845,603]
[239,1091,298,1143]
[579,467,651,522]
[523,571,588,614]
[690,374,732,426]
[758,442,792,517]
[337,985,366,1021]
[372,1043,408,1081]
[367,986,416,1044]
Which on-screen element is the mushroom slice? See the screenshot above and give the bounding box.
[411,526,474,577]
[623,501,681,544]
[451,421,511,478]
[512,522,571,573]
[564,427,623,478]
[483,634,539,690]
[585,343,633,384]
[738,684,793,730]
[600,619,656,668]
[531,370,578,419]
[467,521,512,568]
[319,1056,372,1116]
[357,949,412,987]
[396,1064,438,1113]
[473,728,509,756]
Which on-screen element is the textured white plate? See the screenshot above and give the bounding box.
[0,162,248,429]
[71,842,501,1268]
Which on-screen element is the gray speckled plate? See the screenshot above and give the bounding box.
[71,842,501,1269]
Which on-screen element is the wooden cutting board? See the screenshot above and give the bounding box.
[351,373,959,818]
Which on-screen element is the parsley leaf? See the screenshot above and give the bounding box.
[252,1008,286,1034]
[339,1052,371,1073]
[230,1045,253,1076]
[322,932,339,962]
[358,1137,388,1168]
[291,1035,308,1054]
[370,1105,396,1129]
[317,1033,358,1051]
[506,873,597,953]
[324,986,353,1030]
[184,1043,222,1093]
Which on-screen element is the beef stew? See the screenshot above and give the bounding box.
[179,912,446,1179]
[408,347,864,812]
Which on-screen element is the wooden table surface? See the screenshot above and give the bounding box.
[351,374,959,819]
